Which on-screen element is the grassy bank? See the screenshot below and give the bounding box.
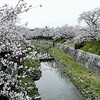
[33,43,100,100]
[80,40,100,55]
[18,49,41,99]
[33,39,100,55]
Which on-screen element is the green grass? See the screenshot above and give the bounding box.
[49,47,100,99]
[33,39,54,42]
[18,48,41,99]
[42,39,54,42]
[80,40,100,55]
[64,41,75,47]
[33,43,100,100]
[19,76,39,98]
[20,76,32,86]
[54,38,66,44]
[23,59,39,68]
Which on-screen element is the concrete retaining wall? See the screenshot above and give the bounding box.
[32,40,100,75]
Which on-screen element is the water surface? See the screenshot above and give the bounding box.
[35,61,84,100]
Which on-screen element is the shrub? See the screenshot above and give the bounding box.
[97,49,100,55]
[75,42,85,49]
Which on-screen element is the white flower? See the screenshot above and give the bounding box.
[19,65,23,69]
[22,75,25,78]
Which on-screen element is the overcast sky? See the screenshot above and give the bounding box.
[1,0,100,28]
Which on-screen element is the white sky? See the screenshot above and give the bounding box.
[0,0,100,28]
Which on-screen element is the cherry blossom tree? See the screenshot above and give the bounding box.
[78,8,100,41]
[78,8,100,29]
[0,0,42,99]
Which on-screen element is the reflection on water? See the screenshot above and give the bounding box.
[35,61,84,100]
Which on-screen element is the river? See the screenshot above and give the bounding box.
[35,61,84,100]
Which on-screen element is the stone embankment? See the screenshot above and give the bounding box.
[32,40,100,75]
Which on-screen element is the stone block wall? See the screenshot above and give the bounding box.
[33,40,100,75]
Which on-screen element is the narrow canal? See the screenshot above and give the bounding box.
[35,61,84,100]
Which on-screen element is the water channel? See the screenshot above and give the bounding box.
[35,61,84,100]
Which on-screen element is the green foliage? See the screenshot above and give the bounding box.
[80,40,100,55]
[42,39,54,42]
[33,39,54,42]
[19,58,41,99]
[64,41,75,47]
[20,76,32,86]
[97,49,100,55]
[75,42,85,49]
[19,76,39,98]
[28,88,39,97]
[23,59,39,68]
[54,38,66,44]
[18,49,41,99]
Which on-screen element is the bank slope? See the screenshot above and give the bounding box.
[33,43,100,100]
[49,47,100,100]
